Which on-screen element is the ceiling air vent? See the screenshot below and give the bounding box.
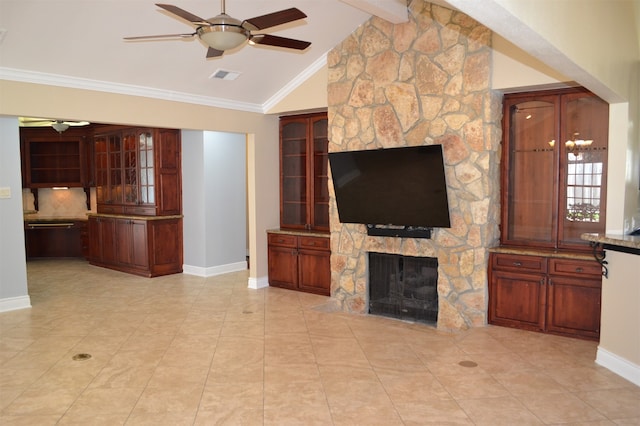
[209,69,241,81]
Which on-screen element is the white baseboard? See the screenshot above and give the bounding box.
[0,295,32,313]
[248,276,269,289]
[596,346,640,387]
[182,261,247,277]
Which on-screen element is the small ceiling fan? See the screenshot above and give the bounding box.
[19,118,90,133]
[124,1,311,58]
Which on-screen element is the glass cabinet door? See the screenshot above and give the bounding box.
[503,96,558,246]
[94,136,108,204]
[107,134,122,204]
[312,117,329,230]
[501,89,608,250]
[280,120,308,228]
[138,130,155,205]
[123,130,138,204]
[559,93,608,247]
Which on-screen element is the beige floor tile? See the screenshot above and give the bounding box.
[517,391,608,423]
[437,372,511,399]
[456,396,543,425]
[576,388,640,420]
[2,259,638,425]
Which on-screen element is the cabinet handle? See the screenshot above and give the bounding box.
[513,261,522,267]
[575,267,583,273]
[277,238,284,243]
[540,279,544,285]
[309,241,316,246]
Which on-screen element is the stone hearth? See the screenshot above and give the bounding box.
[326,0,502,330]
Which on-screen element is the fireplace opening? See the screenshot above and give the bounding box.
[368,252,438,325]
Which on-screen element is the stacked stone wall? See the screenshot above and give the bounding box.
[326,0,502,330]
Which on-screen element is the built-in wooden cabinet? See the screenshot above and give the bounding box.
[267,231,330,296]
[20,127,92,189]
[269,112,331,295]
[279,113,329,232]
[501,88,609,250]
[93,126,181,216]
[489,252,601,340]
[489,87,607,340]
[88,215,182,277]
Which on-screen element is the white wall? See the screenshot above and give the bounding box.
[182,130,247,276]
[0,116,30,312]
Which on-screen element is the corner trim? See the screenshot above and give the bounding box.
[183,261,247,277]
[596,346,640,387]
[248,276,269,290]
[0,295,32,313]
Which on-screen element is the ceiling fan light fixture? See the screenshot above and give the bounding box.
[197,18,247,51]
[52,121,70,133]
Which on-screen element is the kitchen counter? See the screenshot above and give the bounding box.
[581,232,640,254]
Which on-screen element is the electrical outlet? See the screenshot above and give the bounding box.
[0,187,11,199]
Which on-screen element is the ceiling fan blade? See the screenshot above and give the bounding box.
[250,34,311,50]
[124,33,196,41]
[206,47,225,58]
[156,3,210,25]
[242,8,307,31]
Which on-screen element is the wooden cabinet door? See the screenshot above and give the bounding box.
[298,248,330,295]
[546,276,601,338]
[129,220,149,269]
[268,245,298,290]
[489,270,546,331]
[100,217,117,265]
[155,129,182,215]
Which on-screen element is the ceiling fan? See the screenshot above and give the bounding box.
[19,118,90,133]
[124,1,311,58]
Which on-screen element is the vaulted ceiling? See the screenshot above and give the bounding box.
[0,1,381,113]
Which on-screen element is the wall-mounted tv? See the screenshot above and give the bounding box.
[329,145,451,233]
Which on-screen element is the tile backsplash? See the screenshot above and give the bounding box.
[23,188,96,218]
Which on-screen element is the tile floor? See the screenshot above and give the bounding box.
[1,259,639,425]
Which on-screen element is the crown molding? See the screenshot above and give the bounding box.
[0,67,264,113]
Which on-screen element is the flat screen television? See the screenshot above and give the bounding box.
[329,145,451,230]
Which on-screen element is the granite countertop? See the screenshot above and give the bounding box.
[488,246,595,261]
[581,232,640,251]
[267,228,330,238]
[87,213,183,221]
[24,214,89,223]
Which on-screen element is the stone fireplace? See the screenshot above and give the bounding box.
[326,1,502,330]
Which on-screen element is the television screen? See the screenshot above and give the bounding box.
[329,145,451,228]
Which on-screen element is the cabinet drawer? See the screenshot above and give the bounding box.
[98,204,124,215]
[549,258,602,278]
[299,236,329,250]
[124,205,157,216]
[491,253,547,273]
[268,233,297,248]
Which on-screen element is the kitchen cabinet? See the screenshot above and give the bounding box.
[279,113,329,232]
[94,126,181,216]
[489,252,601,340]
[267,231,330,296]
[88,215,182,277]
[24,220,87,258]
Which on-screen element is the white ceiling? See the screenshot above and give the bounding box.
[0,0,379,113]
